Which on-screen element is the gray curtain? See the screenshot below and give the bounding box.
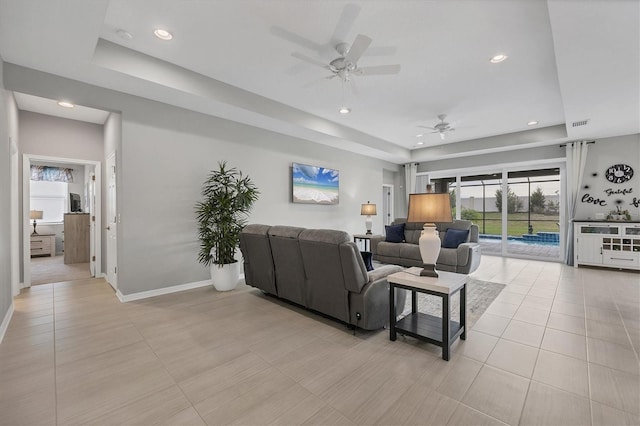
[565,141,589,265]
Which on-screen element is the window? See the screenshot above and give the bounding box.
[30,180,68,223]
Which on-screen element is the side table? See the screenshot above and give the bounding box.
[388,268,467,361]
[353,234,380,252]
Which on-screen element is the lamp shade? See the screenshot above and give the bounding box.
[360,202,377,216]
[30,210,43,220]
[407,193,452,223]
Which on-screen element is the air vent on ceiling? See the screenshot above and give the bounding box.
[572,119,590,128]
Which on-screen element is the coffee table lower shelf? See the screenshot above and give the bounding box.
[394,312,463,346]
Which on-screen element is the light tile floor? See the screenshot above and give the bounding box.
[0,256,639,425]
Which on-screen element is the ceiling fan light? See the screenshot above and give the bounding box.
[153,28,173,40]
[490,54,508,63]
[339,106,351,114]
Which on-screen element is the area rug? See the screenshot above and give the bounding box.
[399,278,506,328]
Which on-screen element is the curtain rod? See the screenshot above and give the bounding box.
[559,140,595,147]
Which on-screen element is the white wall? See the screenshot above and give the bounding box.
[574,134,640,220]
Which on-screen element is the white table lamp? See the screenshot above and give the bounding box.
[360,202,377,235]
[407,193,452,277]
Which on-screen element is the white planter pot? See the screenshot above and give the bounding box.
[210,262,240,292]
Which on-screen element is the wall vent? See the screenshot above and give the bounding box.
[572,119,590,127]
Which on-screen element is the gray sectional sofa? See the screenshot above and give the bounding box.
[239,224,406,330]
[370,219,481,274]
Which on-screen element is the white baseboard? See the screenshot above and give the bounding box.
[0,302,15,344]
[116,279,213,303]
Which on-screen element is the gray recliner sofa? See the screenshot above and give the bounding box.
[370,219,481,274]
[239,224,406,330]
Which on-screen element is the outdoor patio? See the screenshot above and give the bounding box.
[479,238,561,259]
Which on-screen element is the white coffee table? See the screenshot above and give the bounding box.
[388,268,468,361]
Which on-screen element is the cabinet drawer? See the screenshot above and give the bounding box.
[603,252,640,268]
[30,239,51,250]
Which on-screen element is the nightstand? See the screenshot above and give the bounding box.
[30,234,56,257]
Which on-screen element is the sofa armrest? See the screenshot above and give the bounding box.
[349,271,407,330]
[456,242,481,273]
[367,264,404,283]
[369,235,386,254]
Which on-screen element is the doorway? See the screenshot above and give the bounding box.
[23,155,102,287]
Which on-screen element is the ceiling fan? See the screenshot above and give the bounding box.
[292,34,401,83]
[419,114,456,140]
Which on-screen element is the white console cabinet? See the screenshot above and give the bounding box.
[574,222,640,270]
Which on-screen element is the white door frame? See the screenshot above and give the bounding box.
[22,154,102,287]
[382,184,394,228]
[105,151,117,290]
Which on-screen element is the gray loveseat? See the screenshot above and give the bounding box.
[239,224,406,330]
[370,219,481,274]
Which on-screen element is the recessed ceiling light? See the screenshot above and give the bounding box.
[57,101,75,108]
[527,120,539,126]
[339,107,351,114]
[490,54,508,63]
[153,28,173,40]
[416,134,423,137]
[116,29,133,40]
[416,141,424,145]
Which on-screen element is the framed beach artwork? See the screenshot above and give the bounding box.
[292,162,339,204]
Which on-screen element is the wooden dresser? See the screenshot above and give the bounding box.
[30,234,56,257]
[64,213,90,264]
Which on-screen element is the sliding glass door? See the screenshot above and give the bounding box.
[428,166,563,261]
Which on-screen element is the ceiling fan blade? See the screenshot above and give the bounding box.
[358,64,401,76]
[331,3,361,45]
[291,52,330,70]
[271,26,323,53]
[345,34,372,64]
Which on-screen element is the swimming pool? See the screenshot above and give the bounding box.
[480,235,560,246]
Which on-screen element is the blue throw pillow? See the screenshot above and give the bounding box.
[442,228,469,248]
[360,251,374,271]
[385,223,405,243]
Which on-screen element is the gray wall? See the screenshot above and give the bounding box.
[19,111,103,160]
[0,58,17,336]
[118,108,397,294]
[4,63,400,296]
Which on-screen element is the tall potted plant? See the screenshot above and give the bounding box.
[196,161,259,291]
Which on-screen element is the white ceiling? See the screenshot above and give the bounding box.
[14,92,110,124]
[0,0,638,163]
